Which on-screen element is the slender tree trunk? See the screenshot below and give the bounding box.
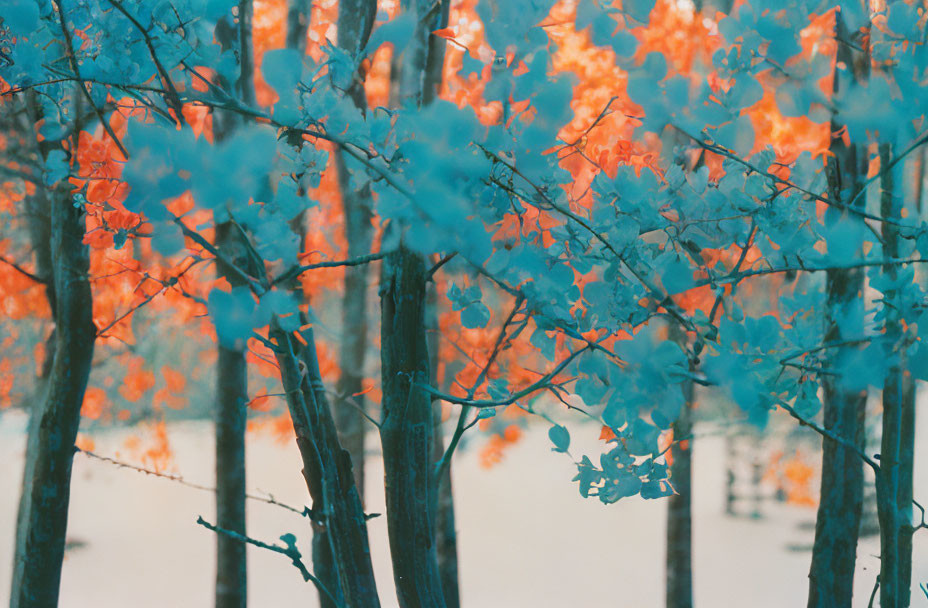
[333,171,373,500]
[215,337,248,608]
[807,16,869,608]
[213,5,257,605]
[378,2,452,606]
[301,7,378,606]
[877,142,915,608]
[333,0,378,503]
[897,373,915,607]
[286,0,310,53]
[380,247,446,608]
[666,338,694,608]
[11,171,95,608]
[897,146,926,607]
[432,408,460,608]
[428,282,460,608]
[423,1,460,604]
[11,95,57,592]
[271,320,380,607]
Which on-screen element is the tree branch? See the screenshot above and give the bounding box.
[0,254,47,284]
[196,516,342,606]
[271,251,386,287]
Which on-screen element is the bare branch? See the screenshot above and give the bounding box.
[0,254,47,284]
[272,251,387,287]
[75,447,311,517]
[196,516,342,606]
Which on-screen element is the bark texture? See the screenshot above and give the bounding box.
[11,180,95,608]
[11,103,57,598]
[333,0,378,504]
[420,9,459,604]
[271,321,381,607]
[806,16,868,608]
[215,338,248,608]
[666,360,693,608]
[378,2,453,606]
[877,142,916,608]
[428,283,460,608]
[380,248,446,608]
[212,5,256,604]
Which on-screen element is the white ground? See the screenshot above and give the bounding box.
[1,408,926,607]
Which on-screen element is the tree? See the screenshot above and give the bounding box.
[2,0,928,606]
[212,4,257,606]
[8,86,96,606]
[807,10,869,606]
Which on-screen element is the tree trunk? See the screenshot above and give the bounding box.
[877,142,915,608]
[333,172,373,501]
[212,5,257,605]
[333,0,378,504]
[286,0,310,54]
[666,357,693,608]
[380,247,446,608]
[271,321,380,607]
[377,3,453,604]
[806,15,868,608]
[428,282,460,608]
[11,98,57,596]
[215,340,248,608]
[432,413,460,608]
[11,180,95,608]
[897,372,915,607]
[898,146,926,607]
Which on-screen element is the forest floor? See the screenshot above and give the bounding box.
[1,401,926,607]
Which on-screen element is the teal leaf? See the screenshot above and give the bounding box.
[364,13,416,56]
[208,287,257,348]
[548,424,570,452]
[44,150,69,186]
[461,302,491,329]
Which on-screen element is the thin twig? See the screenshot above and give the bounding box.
[426,252,458,280]
[196,516,342,606]
[0,255,47,284]
[75,447,311,517]
[272,251,386,287]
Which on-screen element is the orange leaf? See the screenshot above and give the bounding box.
[162,365,186,393]
[81,387,107,420]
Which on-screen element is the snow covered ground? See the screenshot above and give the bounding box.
[1,406,926,607]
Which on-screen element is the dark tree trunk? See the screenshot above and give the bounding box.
[666,361,693,608]
[286,0,310,54]
[428,282,460,608]
[333,0,378,504]
[12,99,57,594]
[432,413,460,608]
[11,178,95,608]
[307,6,379,606]
[332,174,373,501]
[897,372,915,608]
[876,142,916,608]
[215,341,248,608]
[806,16,868,608]
[212,5,256,606]
[377,3,453,604]
[380,247,446,608]
[270,321,380,607]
